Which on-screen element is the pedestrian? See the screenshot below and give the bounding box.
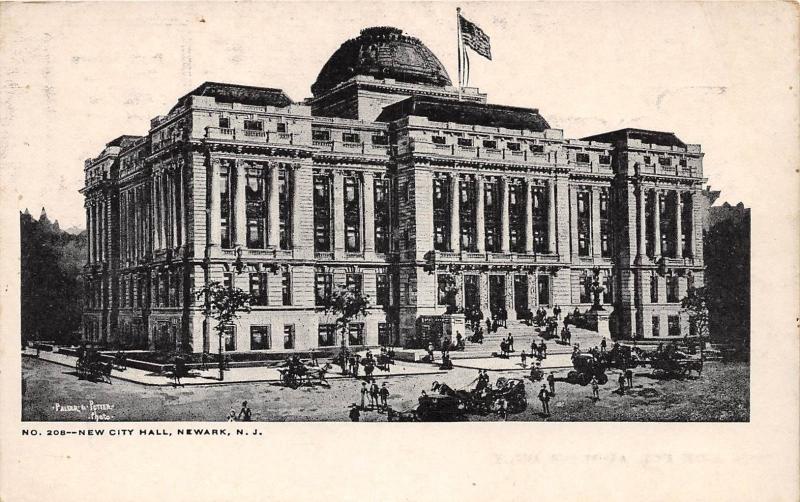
[486,318,492,335]
[310,349,318,367]
[379,382,390,411]
[369,380,380,410]
[601,337,607,353]
[625,368,633,388]
[520,350,527,368]
[200,351,208,371]
[227,407,237,422]
[539,341,547,359]
[497,397,508,421]
[547,372,556,396]
[360,382,368,410]
[353,356,361,378]
[349,405,360,422]
[238,401,252,421]
[538,385,551,416]
[618,372,626,394]
[508,334,514,352]
[554,304,562,319]
[591,376,600,400]
[427,342,435,363]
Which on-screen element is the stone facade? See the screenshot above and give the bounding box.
[81,27,706,352]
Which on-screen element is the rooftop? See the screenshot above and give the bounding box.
[170,82,293,113]
[581,128,687,149]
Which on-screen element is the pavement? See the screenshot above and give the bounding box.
[451,352,574,371]
[26,349,447,387]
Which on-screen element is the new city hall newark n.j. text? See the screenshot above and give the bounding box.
[81,27,707,354]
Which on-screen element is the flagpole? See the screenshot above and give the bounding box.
[456,7,463,100]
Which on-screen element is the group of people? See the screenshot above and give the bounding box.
[498,334,515,357]
[349,380,392,421]
[227,400,253,421]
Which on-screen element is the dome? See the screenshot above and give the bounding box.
[311,26,452,96]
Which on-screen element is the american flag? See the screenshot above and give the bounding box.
[459,14,492,60]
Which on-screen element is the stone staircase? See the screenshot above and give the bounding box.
[449,321,605,360]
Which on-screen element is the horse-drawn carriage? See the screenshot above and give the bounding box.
[566,352,609,385]
[277,358,331,388]
[639,349,703,378]
[75,354,112,383]
[388,377,528,422]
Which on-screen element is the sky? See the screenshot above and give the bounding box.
[1,1,797,229]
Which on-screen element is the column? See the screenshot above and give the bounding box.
[524,180,534,254]
[686,191,694,258]
[475,175,485,253]
[170,172,178,249]
[152,177,160,250]
[161,172,170,249]
[233,161,247,247]
[505,272,516,320]
[500,177,510,253]
[591,187,602,257]
[99,201,105,261]
[547,179,557,254]
[570,186,579,259]
[674,190,683,258]
[332,170,345,255]
[653,189,661,258]
[363,172,375,253]
[637,184,646,261]
[454,273,464,310]
[207,158,221,248]
[157,174,166,250]
[290,164,302,250]
[176,164,185,248]
[85,205,92,264]
[268,163,281,248]
[449,174,460,253]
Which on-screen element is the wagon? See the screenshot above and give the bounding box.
[566,353,608,386]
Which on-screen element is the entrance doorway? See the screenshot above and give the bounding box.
[514,275,528,317]
[489,275,506,318]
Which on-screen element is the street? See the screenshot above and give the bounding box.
[22,356,749,422]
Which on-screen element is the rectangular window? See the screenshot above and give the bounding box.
[315,273,332,306]
[374,177,390,254]
[668,315,681,337]
[376,273,389,306]
[223,272,233,290]
[531,186,548,253]
[432,135,446,145]
[246,172,265,249]
[283,325,295,349]
[464,274,480,311]
[599,190,611,257]
[313,174,332,252]
[250,325,271,350]
[437,274,455,307]
[279,167,292,249]
[312,129,330,141]
[483,140,497,149]
[580,274,592,304]
[667,274,679,303]
[223,325,236,351]
[243,119,263,131]
[220,171,231,248]
[318,324,336,347]
[218,117,230,129]
[530,144,545,153]
[577,191,591,256]
[507,142,521,151]
[348,323,364,345]
[650,275,659,303]
[371,133,388,145]
[250,272,269,306]
[457,137,473,147]
[679,158,687,167]
[599,155,611,165]
[459,179,477,252]
[346,273,363,294]
[652,316,660,337]
[344,175,361,252]
[432,177,449,251]
[658,156,672,167]
[484,181,501,252]
[537,275,551,306]
[514,275,528,317]
[342,132,360,143]
[576,152,590,164]
[643,155,651,165]
[281,270,292,306]
[603,273,612,304]
[509,182,526,253]
[276,122,287,133]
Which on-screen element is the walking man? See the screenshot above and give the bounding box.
[601,337,607,354]
[520,350,527,368]
[591,377,600,401]
[360,382,368,410]
[547,372,556,396]
[369,380,380,410]
[538,385,551,416]
[618,372,626,394]
[379,382,390,411]
[625,368,633,388]
[508,334,514,352]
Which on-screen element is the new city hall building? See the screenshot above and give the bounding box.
[81,27,706,353]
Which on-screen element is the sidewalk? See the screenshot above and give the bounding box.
[26,350,446,387]
[450,352,574,372]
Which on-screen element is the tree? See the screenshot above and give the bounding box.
[681,286,710,357]
[323,285,370,374]
[194,281,252,381]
